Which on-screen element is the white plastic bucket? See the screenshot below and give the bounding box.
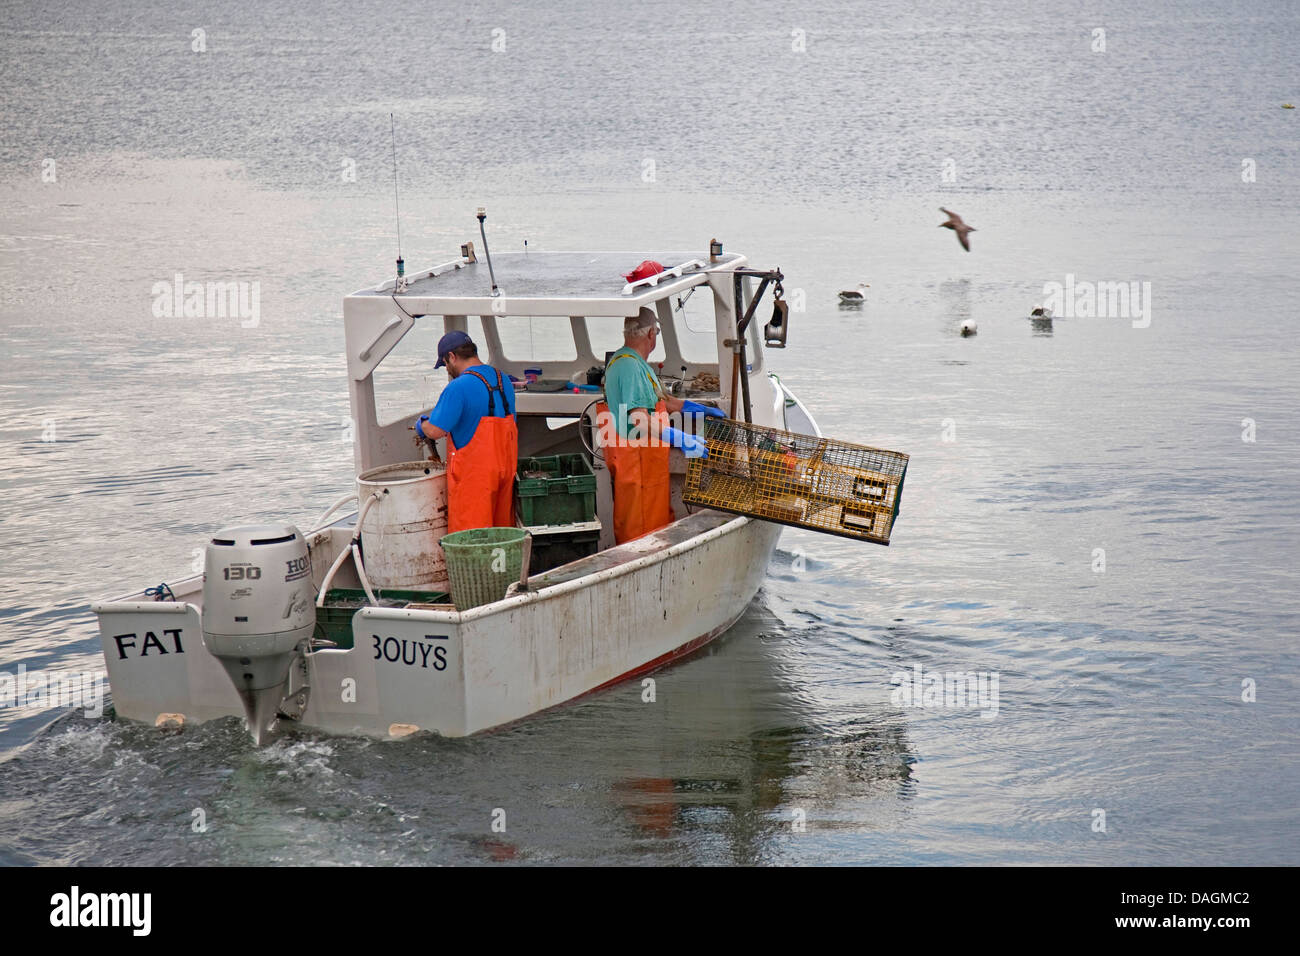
[355,461,449,592]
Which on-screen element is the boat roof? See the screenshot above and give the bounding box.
[347,250,746,316]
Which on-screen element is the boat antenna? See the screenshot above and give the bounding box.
[391,113,406,293]
[477,207,499,296]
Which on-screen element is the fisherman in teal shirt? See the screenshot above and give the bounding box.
[601,307,721,542]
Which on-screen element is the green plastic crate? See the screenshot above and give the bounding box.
[516,454,597,526]
[315,587,451,648]
[530,528,600,574]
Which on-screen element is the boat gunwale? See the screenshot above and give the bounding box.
[358,511,755,625]
[91,512,757,623]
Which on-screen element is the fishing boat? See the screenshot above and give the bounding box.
[91,236,824,743]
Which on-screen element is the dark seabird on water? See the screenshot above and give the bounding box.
[939,207,976,252]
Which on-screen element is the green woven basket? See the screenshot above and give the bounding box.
[440,527,528,611]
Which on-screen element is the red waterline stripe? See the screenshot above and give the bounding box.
[478,611,744,735]
[582,617,739,699]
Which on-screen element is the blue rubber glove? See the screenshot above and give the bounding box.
[661,426,709,459]
[413,414,431,441]
[682,400,725,419]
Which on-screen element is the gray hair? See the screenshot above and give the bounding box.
[623,306,657,342]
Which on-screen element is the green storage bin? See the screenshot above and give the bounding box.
[315,587,452,648]
[516,454,597,526]
[315,604,359,650]
[530,528,600,574]
[440,527,528,611]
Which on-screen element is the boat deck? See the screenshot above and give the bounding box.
[527,510,737,588]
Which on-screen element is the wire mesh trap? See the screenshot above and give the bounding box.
[683,419,909,545]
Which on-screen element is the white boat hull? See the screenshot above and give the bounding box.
[93,512,782,739]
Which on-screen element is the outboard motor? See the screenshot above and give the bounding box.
[202,523,315,744]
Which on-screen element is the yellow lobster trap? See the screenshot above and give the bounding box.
[683,419,909,545]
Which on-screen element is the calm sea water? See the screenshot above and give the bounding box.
[1,0,1297,865]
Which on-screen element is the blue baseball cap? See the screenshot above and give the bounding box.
[434,330,475,368]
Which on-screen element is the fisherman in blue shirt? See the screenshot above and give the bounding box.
[415,330,519,532]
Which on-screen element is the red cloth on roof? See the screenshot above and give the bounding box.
[622,260,664,283]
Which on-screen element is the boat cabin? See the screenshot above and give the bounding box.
[343,248,784,553]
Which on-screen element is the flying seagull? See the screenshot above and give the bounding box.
[939,208,975,251]
[838,282,869,303]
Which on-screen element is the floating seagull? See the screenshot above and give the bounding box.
[939,208,975,251]
[1030,306,1053,318]
[960,320,977,337]
[838,282,870,303]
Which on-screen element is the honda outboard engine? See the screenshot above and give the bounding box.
[202,523,315,744]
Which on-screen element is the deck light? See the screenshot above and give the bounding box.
[710,238,723,262]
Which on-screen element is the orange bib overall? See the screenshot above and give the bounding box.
[599,397,672,545]
[445,367,519,534]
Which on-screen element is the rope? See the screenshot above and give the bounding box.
[144,583,176,602]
